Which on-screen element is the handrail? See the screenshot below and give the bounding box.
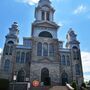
[66,83,74,90]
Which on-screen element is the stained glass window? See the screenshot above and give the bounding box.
[37,42,42,56]
[62,55,66,65]
[43,43,48,56]
[21,52,25,63]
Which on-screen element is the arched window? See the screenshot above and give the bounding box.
[26,52,31,63]
[9,46,13,55]
[21,52,25,63]
[39,31,53,38]
[73,50,76,60]
[16,51,20,63]
[61,72,68,85]
[17,70,25,82]
[4,59,10,72]
[72,46,80,60]
[37,42,42,56]
[7,41,14,44]
[59,55,61,65]
[46,12,50,21]
[43,43,48,56]
[41,68,51,85]
[67,55,70,66]
[62,55,66,65]
[49,44,54,56]
[5,45,9,55]
[75,64,80,75]
[42,11,45,20]
[76,50,80,60]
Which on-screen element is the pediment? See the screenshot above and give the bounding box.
[33,21,59,29]
[39,58,52,63]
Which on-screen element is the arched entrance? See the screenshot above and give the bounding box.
[41,68,51,86]
[17,70,25,82]
[61,73,68,86]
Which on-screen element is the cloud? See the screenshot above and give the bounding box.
[16,0,62,5]
[0,48,2,53]
[81,51,90,81]
[58,22,63,27]
[0,48,2,61]
[16,0,39,5]
[73,4,87,14]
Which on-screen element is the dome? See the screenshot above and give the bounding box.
[39,0,51,5]
[39,0,50,3]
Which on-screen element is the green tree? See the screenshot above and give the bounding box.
[87,80,90,85]
[71,81,77,90]
[81,82,87,88]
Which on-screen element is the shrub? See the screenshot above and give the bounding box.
[71,81,77,90]
[81,82,87,88]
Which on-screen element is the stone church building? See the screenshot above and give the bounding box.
[0,0,83,87]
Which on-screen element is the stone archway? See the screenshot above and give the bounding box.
[39,31,53,38]
[61,72,68,86]
[41,68,51,86]
[17,70,25,82]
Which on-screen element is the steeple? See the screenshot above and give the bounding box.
[38,0,51,6]
[5,22,19,45]
[32,0,59,39]
[66,28,80,49]
[35,0,55,21]
[66,28,77,42]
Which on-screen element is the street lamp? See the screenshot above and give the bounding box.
[13,74,16,90]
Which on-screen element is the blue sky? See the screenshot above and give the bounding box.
[0,0,90,81]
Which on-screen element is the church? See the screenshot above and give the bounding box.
[0,0,83,88]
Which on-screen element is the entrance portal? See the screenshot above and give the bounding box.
[61,73,68,86]
[41,68,51,86]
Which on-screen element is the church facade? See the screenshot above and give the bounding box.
[0,0,83,87]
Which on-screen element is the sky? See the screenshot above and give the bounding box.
[0,0,90,82]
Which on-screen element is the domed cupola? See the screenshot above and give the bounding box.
[35,0,55,21]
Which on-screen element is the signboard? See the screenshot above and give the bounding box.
[32,80,40,87]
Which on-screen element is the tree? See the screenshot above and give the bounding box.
[71,81,77,90]
[87,80,90,85]
[81,82,87,88]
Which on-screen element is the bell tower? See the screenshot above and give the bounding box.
[5,22,19,45]
[31,0,59,39]
[66,28,83,86]
[0,22,19,80]
[35,0,54,21]
[66,28,80,49]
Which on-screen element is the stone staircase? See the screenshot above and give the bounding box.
[49,86,68,90]
[31,86,69,90]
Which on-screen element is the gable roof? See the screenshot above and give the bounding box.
[32,21,59,29]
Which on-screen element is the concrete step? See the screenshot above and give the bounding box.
[31,86,68,90]
[49,86,68,90]
[31,86,51,90]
